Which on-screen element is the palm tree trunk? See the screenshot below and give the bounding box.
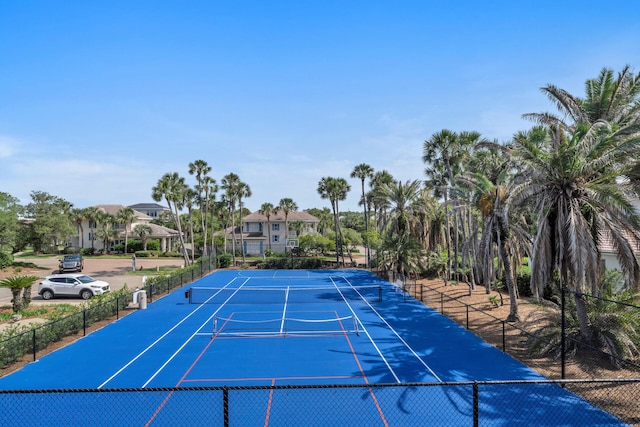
[574,292,591,341]
[499,241,519,322]
[331,201,340,265]
[444,193,452,282]
[11,288,22,312]
[167,197,190,266]
[239,201,246,263]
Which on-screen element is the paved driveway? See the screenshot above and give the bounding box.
[0,257,185,305]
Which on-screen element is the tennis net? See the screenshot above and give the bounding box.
[186,285,382,305]
[211,315,359,337]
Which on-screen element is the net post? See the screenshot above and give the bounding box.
[353,316,359,336]
[212,316,218,338]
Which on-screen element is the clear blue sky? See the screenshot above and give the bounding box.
[1,1,639,212]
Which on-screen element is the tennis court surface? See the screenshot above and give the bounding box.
[0,269,626,426]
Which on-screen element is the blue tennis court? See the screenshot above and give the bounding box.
[0,269,626,426]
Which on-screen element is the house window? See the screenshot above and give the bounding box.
[272,224,280,231]
[272,235,280,243]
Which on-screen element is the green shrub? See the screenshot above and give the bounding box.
[161,251,182,257]
[217,253,233,268]
[80,247,95,256]
[0,252,13,269]
[259,257,323,269]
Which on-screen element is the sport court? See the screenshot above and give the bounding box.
[0,269,625,425]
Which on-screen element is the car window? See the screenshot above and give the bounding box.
[76,275,95,284]
[65,277,78,284]
[50,277,65,283]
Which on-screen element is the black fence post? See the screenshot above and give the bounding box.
[32,329,37,361]
[502,321,506,351]
[223,387,229,427]
[561,287,566,380]
[473,381,479,427]
[83,310,87,336]
[466,305,469,329]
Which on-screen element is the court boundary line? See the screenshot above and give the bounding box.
[141,287,249,388]
[98,277,250,389]
[341,276,443,383]
[329,276,401,383]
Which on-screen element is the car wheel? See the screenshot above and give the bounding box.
[42,289,54,300]
[80,289,93,300]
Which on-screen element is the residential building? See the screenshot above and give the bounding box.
[128,203,171,220]
[70,204,180,253]
[222,210,320,255]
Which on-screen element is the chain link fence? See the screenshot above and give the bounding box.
[405,280,640,425]
[1,380,637,426]
[0,255,217,371]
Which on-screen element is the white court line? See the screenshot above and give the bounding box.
[280,286,289,335]
[330,277,401,384]
[341,276,443,383]
[98,277,249,389]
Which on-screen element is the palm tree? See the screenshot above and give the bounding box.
[377,179,423,281]
[96,225,119,254]
[369,170,394,235]
[69,208,85,249]
[378,179,422,238]
[116,207,136,254]
[212,199,228,255]
[201,175,218,257]
[183,187,198,263]
[278,198,298,252]
[132,224,153,250]
[260,202,275,251]
[0,275,40,312]
[470,170,526,322]
[83,206,100,252]
[351,163,374,267]
[424,130,485,282]
[314,207,332,236]
[237,181,252,263]
[95,210,116,253]
[152,172,190,265]
[221,173,242,264]
[317,177,350,265]
[189,160,214,256]
[511,123,640,339]
[523,65,640,131]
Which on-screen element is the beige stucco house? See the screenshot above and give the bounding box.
[222,210,320,255]
[70,204,180,253]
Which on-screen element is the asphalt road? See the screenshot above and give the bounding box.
[0,257,186,305]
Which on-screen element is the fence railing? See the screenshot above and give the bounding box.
[0,379,638,426]
[0,255,217,372]
[405,281,640,378]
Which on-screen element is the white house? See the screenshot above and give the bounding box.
[128,203,171,220]
[222,210,320,255]
[70,204,180,253]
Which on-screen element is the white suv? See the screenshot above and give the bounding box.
[38,274,110,300]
